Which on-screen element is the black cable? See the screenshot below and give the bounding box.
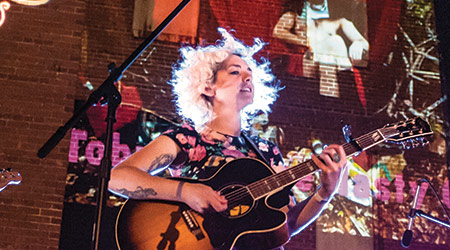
[419,178,450,223]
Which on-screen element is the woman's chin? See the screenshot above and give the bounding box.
[239,99,254,110]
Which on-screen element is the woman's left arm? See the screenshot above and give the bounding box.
[286,144,347,235]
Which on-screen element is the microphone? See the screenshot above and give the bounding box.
[401,180,423,248]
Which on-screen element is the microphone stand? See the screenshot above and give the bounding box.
[402,208,450,248]
[36,1,191,249]
[402,180,450,248]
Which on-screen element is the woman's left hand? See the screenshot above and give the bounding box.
[311,144,347,199]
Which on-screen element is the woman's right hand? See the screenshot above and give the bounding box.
[180,182,228,213]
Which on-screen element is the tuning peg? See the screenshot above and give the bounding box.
[414,140,420,148]
[416,137,425,145]
[406,140,415,149]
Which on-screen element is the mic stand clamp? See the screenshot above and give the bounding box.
[413,209,450,229]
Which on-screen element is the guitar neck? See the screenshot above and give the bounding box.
[248,128,390,199]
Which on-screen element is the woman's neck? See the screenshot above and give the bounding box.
[206,113,242,137]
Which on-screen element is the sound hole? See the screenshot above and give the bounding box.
[220,184,254,219]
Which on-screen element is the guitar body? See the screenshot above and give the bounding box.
[116,158,292,250]
[116,200,212,250]
[200,158,291,250]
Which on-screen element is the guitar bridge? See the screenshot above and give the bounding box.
[181,209,205,240]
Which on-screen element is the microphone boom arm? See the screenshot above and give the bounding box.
[414,209,450,228]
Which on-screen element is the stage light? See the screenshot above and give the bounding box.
[0,0,49,28]
[11,0,49,6]
[0,1,10,27]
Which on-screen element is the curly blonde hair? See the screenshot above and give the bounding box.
[169,28,281,130]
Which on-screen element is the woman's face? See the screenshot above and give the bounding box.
[212,54,254,110]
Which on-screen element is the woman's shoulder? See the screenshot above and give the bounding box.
[162,123,200,137]
[160,123,204,149]
[248,135,280,154]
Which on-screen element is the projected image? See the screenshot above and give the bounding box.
[288,140,449,245]
[372,1,449,244]
[132,0,200,43]
[286,148,385,237]
[316,151,407,237]
[376,2,441,123]
[273,0,368,99]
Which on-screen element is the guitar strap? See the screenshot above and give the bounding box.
[242,132,295,201]
[241,132,270,165]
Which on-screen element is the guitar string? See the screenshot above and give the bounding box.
[223,133,379,203]
[227,136,373,200]
[224,162,320,204]
[224,128,394,202]
[224,127,411,205]
[244,133,379,199]
[221,142,342,203]
[247,126,421,201]
[224,140,392,207]
[245,164,318,200]
[224,164,320,207]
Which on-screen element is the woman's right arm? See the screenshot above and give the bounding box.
[108,135,227,213]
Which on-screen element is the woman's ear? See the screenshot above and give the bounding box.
[202,85,215,97]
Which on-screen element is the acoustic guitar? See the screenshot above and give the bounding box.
[116,118,432,250]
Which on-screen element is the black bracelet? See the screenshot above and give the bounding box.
[314,191,329,204]
[176,181,185,200]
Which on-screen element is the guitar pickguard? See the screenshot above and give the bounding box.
[219,184,254,219]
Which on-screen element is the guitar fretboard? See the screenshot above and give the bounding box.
[248,128,392,199]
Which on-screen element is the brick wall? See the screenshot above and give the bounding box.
[0,1,86,249]
[0,0,446,249]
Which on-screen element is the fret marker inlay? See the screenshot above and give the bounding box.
[372,132,380,141]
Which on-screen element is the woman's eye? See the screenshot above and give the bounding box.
[230,71,239,75]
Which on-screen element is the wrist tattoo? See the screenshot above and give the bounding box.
[147,154,174,174]
[115,186,157,199]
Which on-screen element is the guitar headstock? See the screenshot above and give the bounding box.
[382,117,433,148]
[0,168,22,192]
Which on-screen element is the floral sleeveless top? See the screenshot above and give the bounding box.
[162,123,286,179]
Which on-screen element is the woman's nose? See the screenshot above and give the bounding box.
[243,72,252,83]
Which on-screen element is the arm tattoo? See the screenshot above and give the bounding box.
[147,154,174,174]
[115,186,157,199]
